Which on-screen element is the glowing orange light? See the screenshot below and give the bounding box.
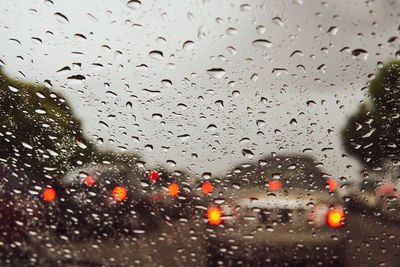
[207,207,222,225]
[327,179,337,191]
[202,182,213,194]
[168,183,179,196]
[268,180,282,191]
[84,175,96,186]
[148,171,158,181]
[112,186,127,202]
[43,188,56,202]
[327,209,344,227]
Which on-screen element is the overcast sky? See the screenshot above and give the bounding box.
[1,0,400,182]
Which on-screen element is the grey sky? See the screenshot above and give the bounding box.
[1,0,400,182]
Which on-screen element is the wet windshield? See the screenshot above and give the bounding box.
[1,0,400,266]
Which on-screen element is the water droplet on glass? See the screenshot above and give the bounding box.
[250,73,259,81]
[8,85,19,92]
[242,149,254,159]
[182,40,195,51]
[35,109,46,114]
[272,68,288,76]
[149,50,163,60]
[252,39,272,48]
[207,68,226,79]
[226,27,238,36]
[327,26,338,35]
[256,25,266,34]
[240,4,251,12]
[54,12,69,23]
[126,0,141,9]
[161,79,173,87]
[351,49,368,59]
[272,17,283,26]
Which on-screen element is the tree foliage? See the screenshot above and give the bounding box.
[342,60,400,169]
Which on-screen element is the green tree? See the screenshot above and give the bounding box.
[0,68,141,186]
[342,60,400,169]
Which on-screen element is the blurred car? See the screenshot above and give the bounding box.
[355,177,400,220]
[202,156,347,266]
[149,170,199,223]
[352,161,400,220]
[40,163,160,240]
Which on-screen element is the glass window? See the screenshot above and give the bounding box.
[1,0,400,266]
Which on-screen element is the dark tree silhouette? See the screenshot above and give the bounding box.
[342,60,400,169]
[0,68,142,187]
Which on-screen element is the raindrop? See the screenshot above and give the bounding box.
[126,0,141,9]
[8,85,19,92]
[152,113,162,120]
[106,91,118,98]
[290,50,303,57]
[317,64,326,73]
[35,109,46,114]
[252,39,272,48]
[206,124,217,130]
[272,68,288,76]
[31,37,42,44]
[67,74,86,80]
[256,25,266,34]
[202,172,212,179]
[177,134,191,142]
[99,121,109,129]
[22,142,33,149]
[250,73,259,81]
[226,46,237,54]
[9,38,21,45]
[74,33,87,40]
[240,4,251,11]
[306,100,316,106]
[183,40,195,51]
[148,50,163,60]
[242,149,254,159]
[57,66,71,73]
[327,26,338,35]
[387,36,398,43]
[161,79,173,87]
[166,160,176,167]
[351,49,368,59]
[54,12,69,23]
[226,28,238,35]
[36,92,45,98]
[232,183,241,190]
[207,68,226,79]
[272,17,283,26]
[215,100,224,108]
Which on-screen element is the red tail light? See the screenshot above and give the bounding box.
[148,171,158,181]
[268,179,282,191]
[202,182,213,194]
[84,175,96,186]
[327,209,344,227]
[207,207,222,225]
[327,179,337,191]
[43,188,56,202]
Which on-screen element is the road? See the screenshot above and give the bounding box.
[3,206,400,266]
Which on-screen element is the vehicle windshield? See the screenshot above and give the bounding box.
[1,0,400,266]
